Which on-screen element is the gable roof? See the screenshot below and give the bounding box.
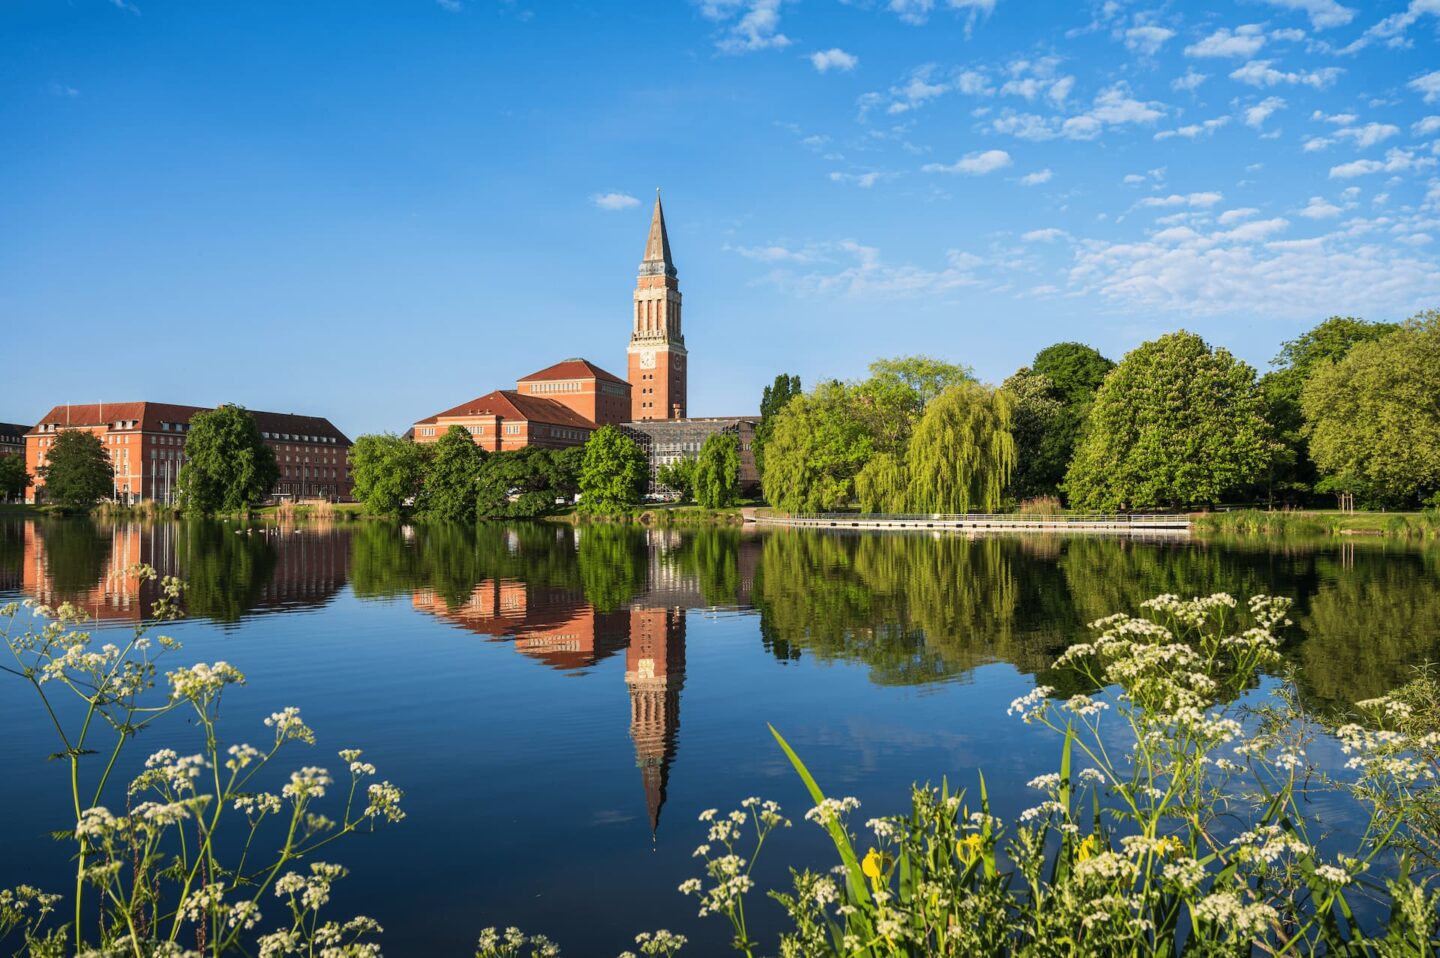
[26,402,350,444]
[416,390,598,430]
[516,358,629,386]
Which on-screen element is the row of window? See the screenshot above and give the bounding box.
[525,381,582,393]
[261,431,337,444]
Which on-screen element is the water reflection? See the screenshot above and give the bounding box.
[5,517,1440,835]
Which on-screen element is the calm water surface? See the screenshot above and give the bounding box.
[1,518,1437,953]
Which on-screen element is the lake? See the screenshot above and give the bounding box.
[1,518,1437,953]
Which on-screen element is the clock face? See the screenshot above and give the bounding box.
[639,349,657,369]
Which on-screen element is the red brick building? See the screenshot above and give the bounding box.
[411,389,599,451]
[517,359,631,426]
[24,402,353,504]
[627,193,688,421]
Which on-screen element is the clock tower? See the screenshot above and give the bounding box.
[628,191,687,421]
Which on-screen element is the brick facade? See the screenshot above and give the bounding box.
[516,359,631,427]
[412,389,597,451]
[24,402,353,504]
[627,193,688,421]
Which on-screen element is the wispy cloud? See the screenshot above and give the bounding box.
[1410,70,1440,103]
[1156,117,1231,139]
[922,149,1012,175]
[703,0,791,54]
[591,192,641,210]
[1230,59,1342,89]
[1258,0,1355,29]
[1185,25,1266,58]
[1329,147,1436,177]
[1136,191,1225,208]
[1125,25,1176,56]
[1299,196,1344,218]
[1022,227,1069,242]
[1020,168,1053,185]
[810,48,858,72]
[1243,97,1287,128]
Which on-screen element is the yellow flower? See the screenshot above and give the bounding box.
[1155,836,1184,857]
[862,847,883,881]
[1077,834,1100,862]
[956,833,984,865]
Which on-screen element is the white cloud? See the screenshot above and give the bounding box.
[704,0,791,54]
[1413,116,1440,135]
[1020,168,1054,185]
[1345,0,1440,52]
[730,243,818,263]
[1410,70,1440,103]
[1218,207,1260,224]
[1244,97,1287,128]
[1156,117,1231,139]
[884,0,997,28]
[1334,122,1400,148]
[1303,136,1333,151]
[435,0,462,10]
[922,149,1013,175]
[1137,192,1226,209]
[751,240,987,296]
[1138,191,1225,208]
[1185,25,1266,58]
[1312,110,1358,124]
[1299,196,1344,218]
[996,84,1166,142]
[1068,227,1440,319]
[862,64,952,116]
[1125,25,1176,55]
[1230,60,1343,89]
[1123,173,1148,185]
[1329,147,1436,177]
[1022,227,1069,242]
[829,171,883,187]
[591,192,640,210]
[811,48,858,72]
[1172,69,1209,92]
[1259,0,1355,29]
[1270,27,1308,41]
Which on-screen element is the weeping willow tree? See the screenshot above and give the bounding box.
[855,452,908,513]
[904,382,1016,513]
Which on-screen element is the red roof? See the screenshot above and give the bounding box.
[516,358,628,386]
[415,389,598,429]
[27,402,351,444]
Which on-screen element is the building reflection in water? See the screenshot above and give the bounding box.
[412,578,689,837]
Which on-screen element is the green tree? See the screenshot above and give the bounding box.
[761,381,874,512]
[577,425,647,514]
[693,432,741,509]
[38,430,112,510]
[1001,368,1066,501]
[176,405,280,516]
[1032,342,1114,405]
[1261,315,1400,503]
[418,426,486,522]
[1064,331,1271,511]
[1302,310,1440,506]
[656,456,697,502]
[855,355,973,454]
[904,382,1016,513]
[754,373,802,483]
[0,454,30,502]
[855,452,907,513]
[349,433,428,517]
[475,447,573,518]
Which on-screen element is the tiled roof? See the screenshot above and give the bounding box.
[0,422,30,442]
[416,390,598,429]
[27,402,350,444]
[516,358,629,386]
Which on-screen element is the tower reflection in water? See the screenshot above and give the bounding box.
[411,580,687,836]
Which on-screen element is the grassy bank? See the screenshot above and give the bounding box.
[546,502,753,526]
[1194,508,1440,539]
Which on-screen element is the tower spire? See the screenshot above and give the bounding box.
[642,191,674,273]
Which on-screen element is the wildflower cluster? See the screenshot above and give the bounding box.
[0,567,404,957]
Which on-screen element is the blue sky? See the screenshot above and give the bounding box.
[3,0,1438,437]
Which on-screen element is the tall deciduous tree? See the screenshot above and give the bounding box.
[1001,368,1066,501]
[349,433,428,517]
[761,381,874,512]
[1032,342,1114,406]
[754,373,801,483]
[1064,331,1270,511]
[577,425,647,514]
[38,430,112,510]
[855,452,907,513]
[1302,310,1440,507]
[177,405,279,516]
[693,432,741,509]
[1261,316,1400,503]
[419,426,486,522]
[856,355,973,454]
[904,382,1016,514]
[0,454,30,502]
